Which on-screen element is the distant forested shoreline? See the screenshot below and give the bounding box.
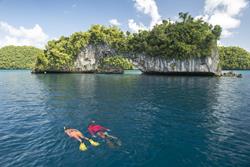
[0,46,43,69]
[219,46,250,70]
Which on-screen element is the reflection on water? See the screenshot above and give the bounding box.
[0,70,250,167]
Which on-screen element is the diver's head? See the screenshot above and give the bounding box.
[88,120,96,127]
[64,126,68,130]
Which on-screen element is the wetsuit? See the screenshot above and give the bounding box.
[88,124,108,137]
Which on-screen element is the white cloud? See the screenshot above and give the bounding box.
[128,19,147,32]
[0,21,48,48]
[134,0,162,28]
[128,0,162,32]
[109,19,121,26]
[202,0,248,38]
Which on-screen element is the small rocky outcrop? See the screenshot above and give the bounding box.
[221,71,242,78]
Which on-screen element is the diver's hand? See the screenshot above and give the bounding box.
[92,135,96,138]
[107,129,111,132]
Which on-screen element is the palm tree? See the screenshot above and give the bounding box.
[179,12,193,23]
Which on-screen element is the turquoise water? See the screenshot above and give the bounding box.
[0,70,250,167]
[223,70,250,75]
[124,69,142,75]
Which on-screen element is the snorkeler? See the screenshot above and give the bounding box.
[87,121,121,147]
[87,121,119,140]
[64,127,99,151]
[64,127,88,142]
[87,121,112,138]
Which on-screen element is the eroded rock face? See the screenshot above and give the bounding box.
[71,44,221,75]
[73,45,116,72]
[134,48,221,75]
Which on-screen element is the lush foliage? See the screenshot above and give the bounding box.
[0,45,43,69]
[219,46,250,69]
[129,12,222,59]
[36,13,222,71]
[38,25,127,71]
[100,56,133,70]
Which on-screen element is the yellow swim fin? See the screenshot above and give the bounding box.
[79,142,87,151]
[89,139,100,147]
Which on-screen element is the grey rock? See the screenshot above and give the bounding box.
[55,44,221,75]
[133,47,221,75]
[72,45,116,72]
[222,71,242,78]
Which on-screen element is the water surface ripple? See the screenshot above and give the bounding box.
[0,70,250,167]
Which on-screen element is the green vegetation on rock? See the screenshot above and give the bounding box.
[129,12,222,59]
[100,56,133,70]
[0,45,43,69]
[219,46,250,70]
[38,25,127,71]
[35,13,222,71]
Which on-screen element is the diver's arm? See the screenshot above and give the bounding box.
[88,128,95,137]
[100,126,109,131]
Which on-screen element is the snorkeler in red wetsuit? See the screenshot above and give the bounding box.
[87,121,111,139]
[87,121,122,147]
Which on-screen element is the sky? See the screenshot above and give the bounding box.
[0,0,249,51]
